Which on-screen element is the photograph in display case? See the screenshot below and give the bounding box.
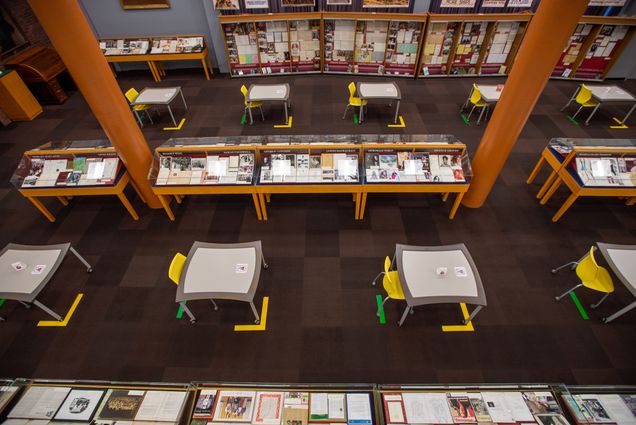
[281,0,316,6]
[212,391,256,422]
[245,0,269,8]
[53,389,105,422]
[326,0,353,4]
[214,0,240,10]
[362,0,409,8]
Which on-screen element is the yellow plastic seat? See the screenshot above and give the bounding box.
[555,247,614,312]
[372,257,409,320]
[168,252,187,285]
[241,84,264,124]
[342,82,368,119]
[125,88,154,127]
[563,84,600,123]
[465,84,490,124]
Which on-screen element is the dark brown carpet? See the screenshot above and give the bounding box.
[0,70,635,385]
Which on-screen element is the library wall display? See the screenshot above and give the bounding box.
[439,0,477,7]
[281,0,316,7]
[362,0,410,9]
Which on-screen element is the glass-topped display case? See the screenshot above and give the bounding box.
[150,35,205,54]
[11,140,123,189]
[222,21,261,76]
[256,20,291,74]
[99,37,151,56]
[0,379,25,416]
[323,18,356,73]
[289,18,321,73]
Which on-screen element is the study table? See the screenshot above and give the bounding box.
[561,84,636,126]
[246,83,291,125]
[132,87,188,127]
[394,243,487,327]
[0,243,92,321]
[596,243,636,323]
[175,241,267,324]
[460,84,503,125]
[357,82,401,124]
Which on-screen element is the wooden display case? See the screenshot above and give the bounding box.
[551,16,636,81]
[418,13,530,78]
[220,13,322,77]
[11,140,145,222]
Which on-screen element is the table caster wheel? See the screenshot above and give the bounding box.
[551,269,557,274]
[554,296,560,301]
[263,264,269,270]
[190,319,196,324]
[87,267,93,273]
[254,319,260,324]
[602,317,607,323]
[214,306,219,311]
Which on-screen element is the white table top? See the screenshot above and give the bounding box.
[476,84,503,102]
[247,84,290,101]
[133,87,180,104]
[396,243,486,307]
[589,85,635,102]
[176,241,263,303]
[357,82,401,99]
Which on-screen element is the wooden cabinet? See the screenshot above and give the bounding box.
[0,69,42,121]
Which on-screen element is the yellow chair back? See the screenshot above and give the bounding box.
[241,84,248,99]
[348,82,357,99]
[125,88,139,104]
[470,84,482,105]
[169,252,187,285]
[576,84,593,105]
[576,247,600,282]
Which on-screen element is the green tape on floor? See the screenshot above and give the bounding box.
[241,114,246,125]
[569,292,589,320]
[176,304,184,319]
[0,299,5,308]
[460,114,470,125]
[375,294,386,325]
[567,115,579,125]
[354,114,359,125]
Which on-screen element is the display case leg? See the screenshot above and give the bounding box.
[117,192,139,220]
[27,197,55,222]
[158,195,175,221]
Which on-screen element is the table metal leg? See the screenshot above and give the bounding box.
[33,300,63,321]
[284,101,289,124]
[133,109,143,127]
[584,103,602,126]
[248,106,254,125]
[180,301,196,323]
[166,105,177,127]
[394,99,400,124]
[619,102,636,124]
[398,304,411,327]
[179,88,188,111]
[360,102,364,123]
[476,105,486,125]
[603,300,636,323]
[262,254,269,270]
[463,305,483,324]
[20,301,31,309]
[250,301,260,324]
[210,299,219,311]
[70,246,93,272]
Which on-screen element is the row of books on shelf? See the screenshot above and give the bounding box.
[575,156,636,187]
[20,157,120,188]
[99,36,204,56]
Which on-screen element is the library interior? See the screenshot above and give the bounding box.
[0,0,636,424]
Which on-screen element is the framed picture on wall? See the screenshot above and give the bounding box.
[245,0,269,9]
[439,0,476,6]
[362,0,409,8]
[213,0,240,9]
[326,0,352,5]
[120,0,171,9]
[281,0,315,7]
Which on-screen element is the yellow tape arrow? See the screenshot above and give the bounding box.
[610,117,628,129]
[163,118,186,131]
[274,116,293,128]
[37,293,83,327]
[234,296,269,331]
[387,116,406,128]
[441,303,475,332]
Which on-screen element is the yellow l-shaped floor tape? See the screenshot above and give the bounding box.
[37,293,84,327]
[441,302,475,332]
[234,296,269,331]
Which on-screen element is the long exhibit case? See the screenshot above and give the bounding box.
[220,13,322,77]
[551,16,636,80]
[418,13,530,78]
[323,12,425,77]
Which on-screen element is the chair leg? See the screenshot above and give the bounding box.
[146,109,154,124]
[467,104,476,120]
[555,283,583,301]
[342,104,350,119]
[409,307,414,315]
[591,293,610,309]
[259,105,265,121]
[552,261,579,274]
[571,105,584,120]
[372,271,384,286]
[210,299,219,311]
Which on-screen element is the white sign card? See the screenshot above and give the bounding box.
[507,0,533,7]
[245,0,269,9]
[440,0,477,7]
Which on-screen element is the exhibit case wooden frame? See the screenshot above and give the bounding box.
[98,34,213,82]
[526,138,636,222]
[11,140,145,223]
[417,13,530,78]
[550,16,636,81]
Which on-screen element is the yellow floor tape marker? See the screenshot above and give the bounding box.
[163,118,186,131]
[441,303,475,332]
[610,117,628,129]
[387,116,406,128]
[37,293,83,327]
[234,296,269,331]
[273,116,293,128]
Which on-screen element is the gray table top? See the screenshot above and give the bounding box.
[395,243,487,307]
[133,87,181,105]
[176,241,263,303]
[0,243,70,302]
[476,84,503,103]
[357,82,401,100]
[589,85,635,102]
[247,84,290,102]
[597,243,636,297]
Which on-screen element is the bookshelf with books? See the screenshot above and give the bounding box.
[10,140,145,222]
[526,137,636,222]
[551,17,636,80]
[98,35,212,82]
[148,137,262,221]
[358,134,472,220]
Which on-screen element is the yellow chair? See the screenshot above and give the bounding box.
[372,256,413,321]
[561,84,599,123]
[342,82,368,120]
[241,84,264,125]
[125,88,154,127]
[466,84,490,125]
[169,252,218,323]
[554,247,614,310]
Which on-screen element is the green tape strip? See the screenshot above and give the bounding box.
[0,299,5,308]
[569,292,589,320]
[460,114,470,125]
[241,114,246,125]
[567,115,579,125]
[375,294,386,325]
[176,304,184,319]
[354,114,359,125]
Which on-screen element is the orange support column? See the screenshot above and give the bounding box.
[28,0,161,209]
[462,0,589,208]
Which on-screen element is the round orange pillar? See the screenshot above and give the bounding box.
[462,0,589,208]
[28,0,161,209]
